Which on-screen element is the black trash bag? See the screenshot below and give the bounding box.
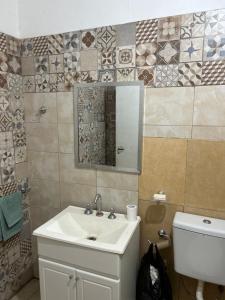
[136,243,173,300]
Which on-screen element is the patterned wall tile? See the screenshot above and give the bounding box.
[34,56,49,74]
[21,39,33,56]
[0,72,8,90]
[0,33,7,53]
[0,91,9,111]
[156,41,180,64]
[0,110,13,131]
[178,62,202,86]
[180,38,203,62]
[117,68,135,81]
[203,35,225,61]
[98,69,115,82]
[7,36,21,57]
[35,74,50,92]
[33,36,48,56]
[205,9,225,36]
[0,52,8,72]
[13,127,26,147]
[23,76,35,93]
[0,131,13,150]
[158,16,180,42]
[116,46,135,68]
[180,12,206,39]
[64,31,80,52]
[96,26,116,48]
[21,57,35,76]
[64,52,80,72]
[49,54,64,73]
[48,34,64,54]
[64,71,81,91]
[80,71,98,83]
[136,19,158,44]
[155,64,179,87]
[0,181,17,196]
[136,42,157,67]
[49,73,65,92]
[15,145,26,164]
[136,67,155,86]
[7,74,23,97]
[81,30,96,49]
[202,60,225,85]
[0,148,15,184]
[98,48,116,69]
[8,56,21,74]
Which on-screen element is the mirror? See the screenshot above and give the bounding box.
[73,81,144,174]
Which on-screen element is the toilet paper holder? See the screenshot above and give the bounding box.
[148,229,170,250]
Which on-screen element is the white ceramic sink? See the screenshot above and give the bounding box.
[33,206,140,254]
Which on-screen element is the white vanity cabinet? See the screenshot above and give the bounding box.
[39,259,119,300]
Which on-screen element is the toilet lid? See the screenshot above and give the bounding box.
[173,212,225,239]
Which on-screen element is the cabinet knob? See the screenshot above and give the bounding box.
[68,275,73,280]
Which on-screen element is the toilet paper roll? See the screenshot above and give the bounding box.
[126,204,137,222]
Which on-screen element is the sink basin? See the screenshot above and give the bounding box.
[33,206,140,254]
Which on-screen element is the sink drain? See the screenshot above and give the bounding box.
[87,236,97,241]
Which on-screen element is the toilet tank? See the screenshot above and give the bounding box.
[173,212,225,285]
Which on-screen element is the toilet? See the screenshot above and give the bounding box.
[173,212,225,299]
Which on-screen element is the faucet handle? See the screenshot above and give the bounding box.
[84,204,93,215]
[108,208,116,219]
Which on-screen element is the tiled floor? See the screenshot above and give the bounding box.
[11,279,40,300]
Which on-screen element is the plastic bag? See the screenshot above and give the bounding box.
[136,243,173,300]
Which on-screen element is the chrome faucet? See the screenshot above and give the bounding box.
[94,194,103,217]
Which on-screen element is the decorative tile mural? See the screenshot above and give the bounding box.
[17,8,225,89]
[0,34,31,300]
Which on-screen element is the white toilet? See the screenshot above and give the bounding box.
[173,212,225,299]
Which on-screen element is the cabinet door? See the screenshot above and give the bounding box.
[76,269,120,300]
[39,258,76,300]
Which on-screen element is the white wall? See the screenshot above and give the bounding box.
[18,0,225,38]
[0,0,19,37]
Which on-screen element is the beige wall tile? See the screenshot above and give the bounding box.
[185,140,225,211]
[26,123,58,152]
[28,151,59,181]
[139,200,183,256]
[58,123,74,153]
[24,93,57,123]
[80,49,98,71]
[30,178,60,208]
[59,153,96,186]
[97,186,138,213]
[139,137,187,205]
[15,162,28,180]
[144,125,192,139]
[57,92,74,123]
[60,182,96,208]
[144,87,194,126]
[30,206,60,230]
[192,126,225,141]
[97,170,138,191]
[194,85,225,126]
[21,57,35,75]
[184,205,225,220]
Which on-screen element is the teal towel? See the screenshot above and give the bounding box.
[0,192,23,241]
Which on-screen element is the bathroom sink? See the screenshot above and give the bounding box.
[33,206,140,254]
